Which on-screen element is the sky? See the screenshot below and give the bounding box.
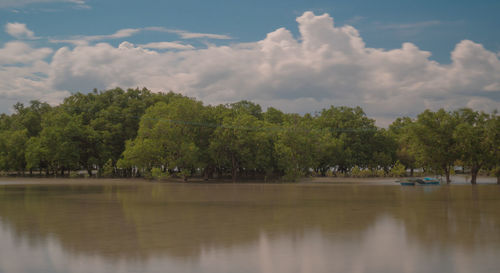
[0,0,499,125]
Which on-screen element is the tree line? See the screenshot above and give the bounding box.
[0,88,499,184]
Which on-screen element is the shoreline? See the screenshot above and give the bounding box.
[0,175,498,185]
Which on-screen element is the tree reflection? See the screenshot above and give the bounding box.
[0,182,499,260]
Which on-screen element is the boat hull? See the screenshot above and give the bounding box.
[396,177,440,186]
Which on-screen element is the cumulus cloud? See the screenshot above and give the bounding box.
[5,23,35,39]
[0,41,52,65]
[1,12,500,124]
[0,41,67,105]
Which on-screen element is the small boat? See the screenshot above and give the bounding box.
[420,177,440,185]
[396,177,440,186]
[396,178,416,186]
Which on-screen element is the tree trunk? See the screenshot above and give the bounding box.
[410,168,414,177]
[444,165,451,184]
[497,176,500,184]
[203,166,214,181]
[203,168,208,180]
[470,165,479,185]
[231,153,237,183]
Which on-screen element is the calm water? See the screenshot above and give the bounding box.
[0,179,499,273]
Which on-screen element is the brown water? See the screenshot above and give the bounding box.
[0,179,499,273]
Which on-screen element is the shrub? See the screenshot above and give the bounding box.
[101,159,114,178]
[390,161,406,177]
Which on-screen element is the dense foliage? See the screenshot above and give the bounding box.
[0,88,498,183]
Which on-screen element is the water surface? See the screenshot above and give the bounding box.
[0,179,499,273]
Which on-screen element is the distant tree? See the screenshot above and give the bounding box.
[388,117,418,176]
[37,108,83,175]
[486,114,500,184]
[274,114,319,181]
[411,109,458,183]
[263,107,285,125]
[315,106,378,173]
[0,129,28,173]
[454,109,499,184]
[120,97,206,180]
[25,136,47,174]
[229,100,263,120]
[210,110,273,181]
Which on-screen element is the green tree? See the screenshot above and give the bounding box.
[120,98,206,180]
[388,117,418,176]
[37,108,83,175]
[315,106,379,174]
[486,114,500,184]
[230,100,263,120]
[210,111,273,181]
[263,107,285,125]
[25,136,48,174]
[274,114,319,181]
[411,109,458,183]
[454,109,499,184]
[0,129,28,173]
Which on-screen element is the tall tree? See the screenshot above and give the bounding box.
[37,108,83,175]
[315,106,378,173]
[411,109,458,183]
[274,114,319,181]
[210,110,273,181]
[388,117,418,176]
[119,97,206,180]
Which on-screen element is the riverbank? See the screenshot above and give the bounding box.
[1,175,498,185]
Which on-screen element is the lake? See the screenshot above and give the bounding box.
[0,179,499,273]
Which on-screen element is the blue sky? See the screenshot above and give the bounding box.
[1,0,499,124]
[2,0,499,62]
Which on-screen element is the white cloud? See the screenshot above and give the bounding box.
[0,0,87,9]
[5,23,35,39]
[173,30,232,40]
[50,28,142,45]
[50,27,231,45]
[1,12,500,125]
[144,27,232,40]
[0,41,68,107]
[0,41,52,65]
[139,42,194,50]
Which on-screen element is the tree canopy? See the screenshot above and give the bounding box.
[0,88,498,184]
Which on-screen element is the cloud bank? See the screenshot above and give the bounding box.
[1,12,499,125]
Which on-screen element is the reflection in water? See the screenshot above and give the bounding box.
[0,181,499,273]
